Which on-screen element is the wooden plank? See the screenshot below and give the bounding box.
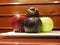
[0,5,60,15]
[0,17,12,27]
[0,3,60,6]
[0,0,60,4]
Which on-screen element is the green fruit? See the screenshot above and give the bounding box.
[40,17,54,32]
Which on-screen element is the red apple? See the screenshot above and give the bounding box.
[12,14,27,32]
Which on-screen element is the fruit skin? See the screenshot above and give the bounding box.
[24,17,42,33]
[40,17,54,32]
[12,15,27,32]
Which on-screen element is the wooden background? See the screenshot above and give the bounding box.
[0,0,60,33]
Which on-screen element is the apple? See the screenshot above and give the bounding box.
[12,14,27,32]
[24,17,42,33]
[40,17,54,32]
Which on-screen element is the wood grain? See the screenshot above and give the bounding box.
[0,0,60,3]
[0,5,60,15]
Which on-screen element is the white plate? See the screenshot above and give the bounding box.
[0,31,60,37]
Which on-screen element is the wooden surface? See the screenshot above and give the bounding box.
[0,5,60,15]
[0,35,60,45]
[0,0,60,3]
[0,35,60,44]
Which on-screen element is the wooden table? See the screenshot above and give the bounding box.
[0,31,60,45]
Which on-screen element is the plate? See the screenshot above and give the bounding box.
[0,31,60,37]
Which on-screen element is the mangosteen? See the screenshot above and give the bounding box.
[24,17,42,33]
[27,7,39,17]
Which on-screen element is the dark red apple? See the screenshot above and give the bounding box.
[12,14,27,32]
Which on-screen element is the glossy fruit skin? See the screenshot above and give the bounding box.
[24,17,42,33]
[12,15,27,32]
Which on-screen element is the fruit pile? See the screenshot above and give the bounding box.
[12,7,54,33]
